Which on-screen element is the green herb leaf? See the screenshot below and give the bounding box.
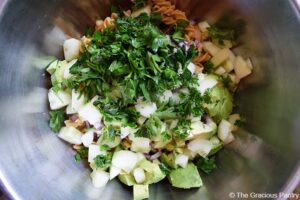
[49,109,65,133]
[195,157,217,174]
[74,147,88,162]
[159,163,171,175]
[93,154,112,169]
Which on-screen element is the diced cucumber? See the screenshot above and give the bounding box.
[48,88,71,110]
[202,41,221,56]
[198,21,210,33]
[81,130,94,147]
[58,126,82,144]
[218,119,234,145]
[63,59,77,79]
[131,137,151,153]
[63,38,81,61]
[109,166,121,180]
[90,169,110,188]
[78,97,102,126]
[46,59,59,74]
[211,48,230,67]
[187,139,212,157]
[133,184,149,200]
[234,56,252,80]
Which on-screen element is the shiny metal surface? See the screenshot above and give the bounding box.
[0,0,300,199]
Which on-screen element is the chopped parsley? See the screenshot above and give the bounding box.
[93,154,112,169]
[195,157,217,174]
[49,109,65,133]
[74,147,88,162]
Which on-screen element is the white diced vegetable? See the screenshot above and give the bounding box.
[210,136,221,145]
[51,60,67,84]
[120,126,138,139]
[228,114,241,131]
[63,59,77,79]
[234,56,252,80]
[109,166,121,180]
[136,153,146,162]
[197,74,218,95]
[58,126,82,144]
[133,168,146,184]
[212,39,233,48]
[246,58,253,70]
[188,121,211,139]
[88,144,106,163]
[78,98,102,125]
[48,88,71,110]
[137,116,147,126]
[112,150,138,173]
[90,170,110,188]
[211,48,230,67]
[175,154,189,168]
[202,41,221,56]
[198,21,210,32]
[215,66,226,75]
[187,139,213,157]
[46,60,59,74]
[187,62,196,74]
[159,90,173,102]
[135,101,157,118]
[99,136,121,148]
[218,119,234,144]
[66,104,77,114]
[131,5,151,17]
[63,38,81,61]
[224,60,234,72]
[81,130,94,147]
[131,137,151,153]
[71,89,85,112]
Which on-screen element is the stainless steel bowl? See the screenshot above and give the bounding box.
[0,0,300,199]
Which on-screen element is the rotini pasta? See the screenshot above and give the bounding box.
[95,13,118,32]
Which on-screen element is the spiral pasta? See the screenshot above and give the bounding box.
[151,0,199,42]
[95,13,118,32]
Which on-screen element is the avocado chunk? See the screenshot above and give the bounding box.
[168,163,203,189]
[133,184,149,200]
[138,160,166,184]
[118,173,136,186]
[204,85,233,123]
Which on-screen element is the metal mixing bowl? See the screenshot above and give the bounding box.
[0,0,300,199]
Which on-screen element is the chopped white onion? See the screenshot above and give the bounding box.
[133,168,146,184]
[175,154,189,168]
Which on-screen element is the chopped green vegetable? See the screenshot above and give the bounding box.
[195,157,217,174]
[93,154,112,169]
[203,60,214,73]
[74,147,88,162]
[49,109,65,133]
